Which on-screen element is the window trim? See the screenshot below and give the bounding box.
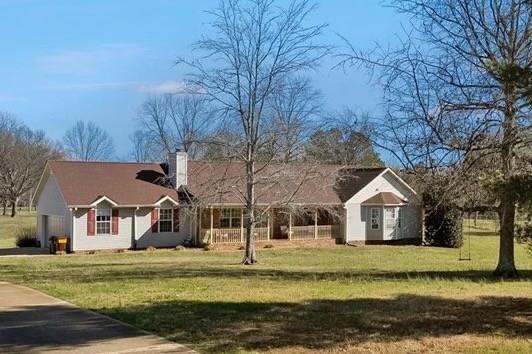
[96,208,111,236]
[158,208,174,233]
[220,208,241,229]
[370,208,380,230]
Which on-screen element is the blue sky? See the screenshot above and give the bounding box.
[0,0,407,159]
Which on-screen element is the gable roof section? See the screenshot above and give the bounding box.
[37,160,388,207]
[361,192,407,205]
[47,161,178,206]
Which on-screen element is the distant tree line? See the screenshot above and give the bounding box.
[130,93,383,167]
[0,112,61,217]
[0,112,117,217]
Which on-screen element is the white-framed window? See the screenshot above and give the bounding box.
[159,208,173,232]
[397,207,403,228]
[220,208,241,228]
[370,208,380,230]
[385,207,396,229]
[96,208,111,235]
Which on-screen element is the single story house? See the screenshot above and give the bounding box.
[32,152,422,251]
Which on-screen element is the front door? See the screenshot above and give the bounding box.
[384,207,399,240]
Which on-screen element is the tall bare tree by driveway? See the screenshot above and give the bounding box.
[340,0,531,277]
[63,120,115,161]
[179,0,329,264]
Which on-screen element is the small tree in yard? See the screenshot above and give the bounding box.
[179,0,329,264]
[340,0,531,277]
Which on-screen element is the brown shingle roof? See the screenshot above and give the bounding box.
[46,160,386,206]
[48,161,178,206]
[361,192,406,205]
[186,162,385,205]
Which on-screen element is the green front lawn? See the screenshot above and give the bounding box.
[0,236,531,353]
[0,210,35,248]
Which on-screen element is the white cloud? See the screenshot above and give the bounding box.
[137,80,188,94]
[36,44,145,75]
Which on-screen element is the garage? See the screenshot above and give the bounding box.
[42,215,65,247]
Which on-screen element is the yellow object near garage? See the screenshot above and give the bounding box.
[49,236,69,254]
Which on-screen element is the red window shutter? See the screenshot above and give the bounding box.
[151,208,159,233]
[112,209,119,235]
[173,208,180,232]
[87,209,95,236]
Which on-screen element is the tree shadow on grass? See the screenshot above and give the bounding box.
[101,294,532,353]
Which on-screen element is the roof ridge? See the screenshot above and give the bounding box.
[49,160,161,165]
[50,159,387,171]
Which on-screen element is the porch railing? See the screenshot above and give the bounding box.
[290,225,341,240]
[317,225,341,239]
[290,226,315,240]
[201,224,341,244]
[201,227,269,244]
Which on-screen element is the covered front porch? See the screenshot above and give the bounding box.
[199,206,343,244]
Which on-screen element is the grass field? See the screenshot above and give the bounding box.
[0,210,35,248]
[0,231,531,353]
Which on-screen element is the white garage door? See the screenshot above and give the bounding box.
[46,215,65,238]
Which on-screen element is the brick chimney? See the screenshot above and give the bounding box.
[168,150,187,188]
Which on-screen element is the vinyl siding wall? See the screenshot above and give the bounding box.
[345,171,422,242]
[71,201,192,251]
[73,201,133,251]
[36,174,69,247]
[134,203,191,249]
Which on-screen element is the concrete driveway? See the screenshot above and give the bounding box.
[0,282,195,353]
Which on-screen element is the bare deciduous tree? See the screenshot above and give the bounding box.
[262,77,322,162]
[138,94,212,159]
[340,0,532,277]
[63,120,115,161]
[0,112,61,217]
[129,130,158,163]
[179,0,329,264]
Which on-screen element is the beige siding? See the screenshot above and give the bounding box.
[36,174,69,247]
[345,170,422,242]
[70,199,193,251]
[73,203,133,251]
[135,202,191,249]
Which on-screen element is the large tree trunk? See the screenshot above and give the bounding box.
[495,199,517,277]
[10,199,17,218]
[2,201,6,216]
[243,158,257,265]
[494,83,518,277]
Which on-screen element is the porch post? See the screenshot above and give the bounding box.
[314,208,318,239]
[210,207,214,243]
[70,208,75,252]
[197,207,202,246]
[288,212,292,240]
[240,208,244,243]
[267,210,270,241]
